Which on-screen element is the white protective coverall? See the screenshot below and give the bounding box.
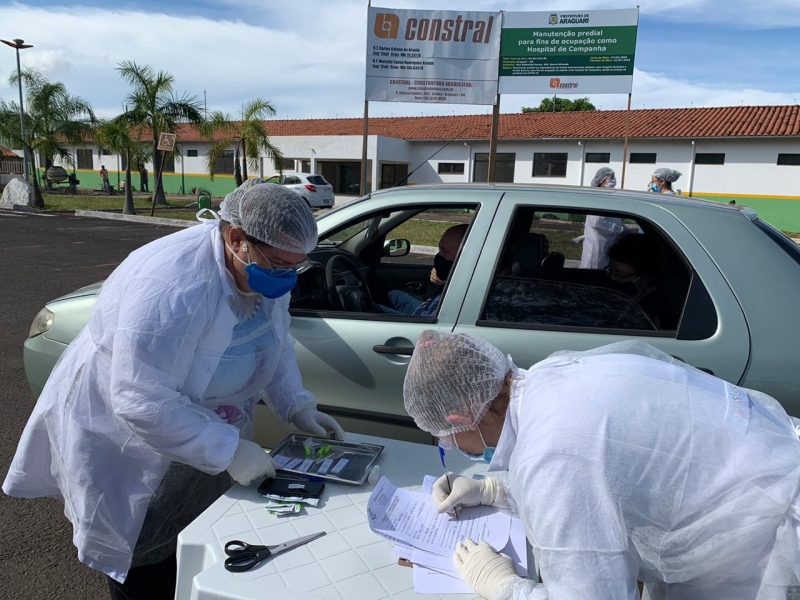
[3,220,316,582]
[487,342,800,600]
[579,215,624,269]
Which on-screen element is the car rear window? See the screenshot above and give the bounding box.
[754,219,800,268]
[307,175,328,186]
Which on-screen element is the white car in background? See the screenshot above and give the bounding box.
[265,172,335,209]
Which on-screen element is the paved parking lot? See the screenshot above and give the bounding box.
[0,211,180,599]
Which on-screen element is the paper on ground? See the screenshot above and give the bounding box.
[367,477,511,557]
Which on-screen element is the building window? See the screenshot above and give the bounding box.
[473,153,516,183]
[76,149,93,170]
[585,152,610,163]
[777,153,800,166]
[214,150,235,175]
[281,158,296,171]
[101,148,111,156]
[533,153,568,177]
[161,153,175,173]
[695,153,725,165]
[301,160,311,173]
[187,149,198,157]
[438,162,465,174]
[630,153,657,164]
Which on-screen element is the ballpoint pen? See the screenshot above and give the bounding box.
[438,444,460,521]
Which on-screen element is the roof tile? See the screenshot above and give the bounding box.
[159,105,800,143]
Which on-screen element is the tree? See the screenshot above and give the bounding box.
[200,99,284,188]
[95,115,144,215]
[0,68,95,207]
[117,60,203,205]
[522,97,597,113]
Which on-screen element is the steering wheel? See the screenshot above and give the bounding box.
[326,255,375,313]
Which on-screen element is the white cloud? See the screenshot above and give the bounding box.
[0,1,797,124]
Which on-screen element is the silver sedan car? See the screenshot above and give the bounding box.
[24,184,800,447]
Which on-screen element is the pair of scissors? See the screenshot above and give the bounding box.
[224,532,327,572]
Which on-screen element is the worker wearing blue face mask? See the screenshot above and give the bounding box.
[4,180,344,600]
[403,330,800,600]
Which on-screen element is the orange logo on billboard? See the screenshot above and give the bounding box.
[374,13,400,39]
[549,78,561,89]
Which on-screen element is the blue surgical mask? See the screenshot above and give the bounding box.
[228,242,298,299]
[452,427,496,464]
[607,177,617,189]
[649,182,661,193]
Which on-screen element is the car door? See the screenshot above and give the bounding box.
[253,189,502,447]
[453,188,750,384]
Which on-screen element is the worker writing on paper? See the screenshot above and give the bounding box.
[3,181,344,600]
[403,330,800,600]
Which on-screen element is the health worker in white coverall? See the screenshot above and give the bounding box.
[403,330,800,600]
[3,180,344,599]
[579,166,624,270]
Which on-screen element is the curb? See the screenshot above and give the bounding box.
[74,210,199,229]
[410,245,437,256]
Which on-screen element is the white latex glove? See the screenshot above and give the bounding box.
[433,474,498,514]
[226,439,276,486]
[290,407,345,440]
[455,539,519,600]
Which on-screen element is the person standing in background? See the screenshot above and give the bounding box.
[140,166,149,193]
[580,167,624,269]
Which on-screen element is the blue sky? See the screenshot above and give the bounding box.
[1,0,798,119]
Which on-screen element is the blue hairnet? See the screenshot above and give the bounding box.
[591,167,615,187]
[653,168,682,183]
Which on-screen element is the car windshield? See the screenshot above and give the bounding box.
[307,175,328,185]
[317,217,374,246]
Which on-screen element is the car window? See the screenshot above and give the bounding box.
[284,175,302,184]
[320,217,374,246]
[381,208,473,265]
[264,176,281,184]
[307,175,327,186]
[754,219,800,268]
[479,207,711,337]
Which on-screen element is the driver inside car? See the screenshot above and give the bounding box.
[376,224,467,316]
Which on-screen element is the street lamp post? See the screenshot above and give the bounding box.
[1,38,33,185]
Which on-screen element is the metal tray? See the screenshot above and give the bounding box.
[269,435,384,486]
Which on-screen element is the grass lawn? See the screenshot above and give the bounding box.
[533,227,583,261]
[391,218,462,247]
[42,194,207,211]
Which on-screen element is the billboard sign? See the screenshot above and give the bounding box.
[366,6,502,105]
[499,9,639,95]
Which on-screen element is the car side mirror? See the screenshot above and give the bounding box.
[384,238,410,257]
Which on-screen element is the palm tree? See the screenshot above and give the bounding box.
[117,60,203,205]
[0,68,94,208]
[95,115,142,215]
[200,99,284,188]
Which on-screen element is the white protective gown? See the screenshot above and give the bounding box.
[579,215,624,269]
[3,220,315,582]
[488,342,800,600]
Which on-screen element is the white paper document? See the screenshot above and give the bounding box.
[367,477,512,557]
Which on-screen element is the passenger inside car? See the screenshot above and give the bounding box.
[375,224,468,316]
[606,233,684,330]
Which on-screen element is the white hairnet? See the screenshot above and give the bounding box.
[220,181,318,254]
[653,168,682,183]
[591,167,615,187]
[403,330,510,438]
[219,178,267,228]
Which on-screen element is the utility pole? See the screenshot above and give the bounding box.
[1,38,33,184]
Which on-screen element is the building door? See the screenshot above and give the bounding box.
[380,163,409,189]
